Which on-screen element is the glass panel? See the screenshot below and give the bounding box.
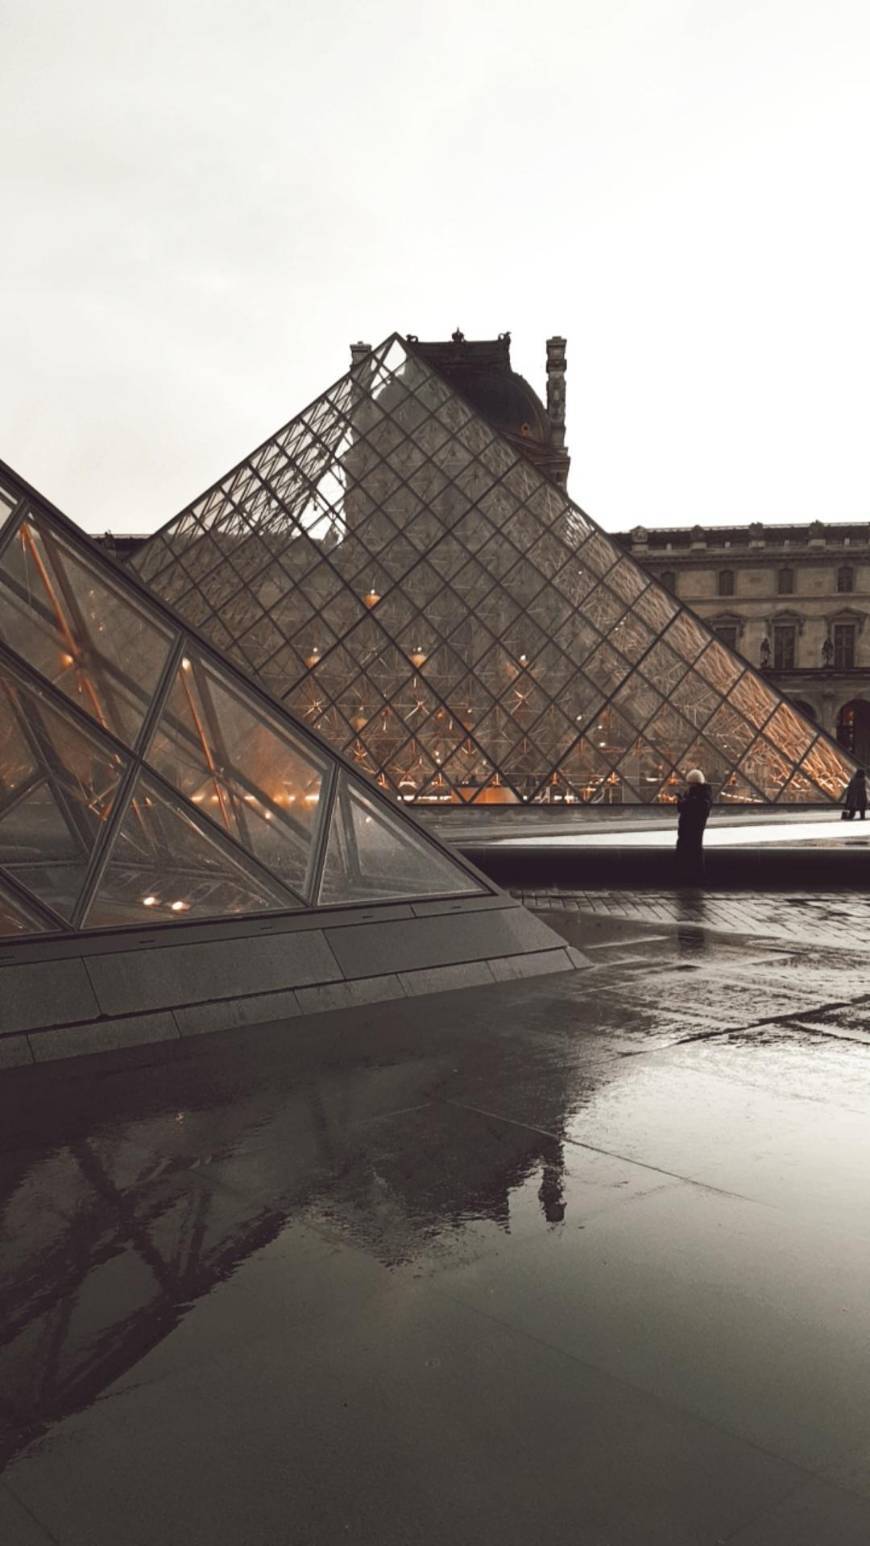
[641,640,689,695]
[0,478,19,527]
[670,668,721,729]
[583,584,626,634]
[0,664,126,921]
[799,737,853,797]
[579,532,617,578]
[86,773,295,928]
[729,671,779,731]
[778,770,824,803]
[605,558,647,606]
[676,736,733,799]
[582,642,628,696]
[694,640,744,695]
[617,737,672,803]
[764,702,815,763]
[525,703,578,763]
[633,583,679,633]
[0,518,176,747]
[318,774,480,903]
[583,705,635,766]
[609,611,655,666]
[739,736,793,799]
[553,738,618,803]
[611,673,663,732]
[664,611,708,664]
[703,703,757,762]
[0,878,51,936]
[641,704,697,763]
[146,651,328,899]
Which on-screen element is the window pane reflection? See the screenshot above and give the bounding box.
[318,774,480,903]
[146,651,328,900]
[0,518,175,748]
[85,773,295,929]
[0,663,126,921]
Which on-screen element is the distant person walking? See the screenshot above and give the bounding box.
[842,767,867,820]
[676,768,712,882]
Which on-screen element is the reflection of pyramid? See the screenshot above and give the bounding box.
[0,460,490,939]
[134,334,855,807]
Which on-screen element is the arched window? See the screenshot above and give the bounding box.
[659,570,676,593]
[837,565,854,593]
[777,567,794,595]
[717,569,735,597]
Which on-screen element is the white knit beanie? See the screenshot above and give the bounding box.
[686,768,705,783]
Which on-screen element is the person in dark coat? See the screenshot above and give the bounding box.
[676,768,713,882]
[843,768,867,820]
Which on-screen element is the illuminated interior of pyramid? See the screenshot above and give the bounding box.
[132,336,856,808]
[0,464,485,940]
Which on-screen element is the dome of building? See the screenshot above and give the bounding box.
[406,333,570,487]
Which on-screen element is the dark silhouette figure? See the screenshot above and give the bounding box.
[676,770,713,883]
[843,767,867,820]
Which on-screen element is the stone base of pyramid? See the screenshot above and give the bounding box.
[0,895,587,1068]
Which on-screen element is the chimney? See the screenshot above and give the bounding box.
[545,336,567,449]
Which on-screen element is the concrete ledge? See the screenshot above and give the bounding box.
[0,896,586,1068]
[0,943,584,1070]
[173,990,302,1037]
[0,958,99,1036]
[30,1012,179,1064]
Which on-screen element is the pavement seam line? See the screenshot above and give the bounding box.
[441,1097,755,1202]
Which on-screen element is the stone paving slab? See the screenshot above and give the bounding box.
[3,893,870,1544]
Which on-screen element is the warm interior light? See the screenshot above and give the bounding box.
[363,587,381,608]
[409,647,427,669]
[518,653,528,665]
[303,792,319,803]
[170,900,190,912]
[60,652,75,667]
[182,657,192,671]
[142,895,158,907]
[304,648,321,668]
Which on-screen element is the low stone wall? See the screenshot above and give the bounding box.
[0,895,586,1069]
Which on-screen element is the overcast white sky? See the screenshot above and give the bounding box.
[3,0,870,534]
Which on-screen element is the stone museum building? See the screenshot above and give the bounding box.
[615,523,870,764]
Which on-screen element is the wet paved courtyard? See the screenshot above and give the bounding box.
[3,891,870,1543]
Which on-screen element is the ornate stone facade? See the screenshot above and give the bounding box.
[615,522,870,762]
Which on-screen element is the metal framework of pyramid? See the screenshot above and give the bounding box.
[135,333,855,808]
[0,461,486,942]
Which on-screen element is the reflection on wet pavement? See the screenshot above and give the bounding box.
[2,901,870,1543]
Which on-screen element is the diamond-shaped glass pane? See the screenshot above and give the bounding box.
[0,663,126,921]
[86,772,295,928]
[0,518,175,748]
[146,651,328,899]
[319,774,479,903]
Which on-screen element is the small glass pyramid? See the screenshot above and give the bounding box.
[133,335,855,807]
[0,463,484,940]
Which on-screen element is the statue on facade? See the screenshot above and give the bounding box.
[760,637,770,669]
[822,636,834,667]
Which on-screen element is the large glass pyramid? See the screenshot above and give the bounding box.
[0,461,484,940]
[134,333,855,807]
